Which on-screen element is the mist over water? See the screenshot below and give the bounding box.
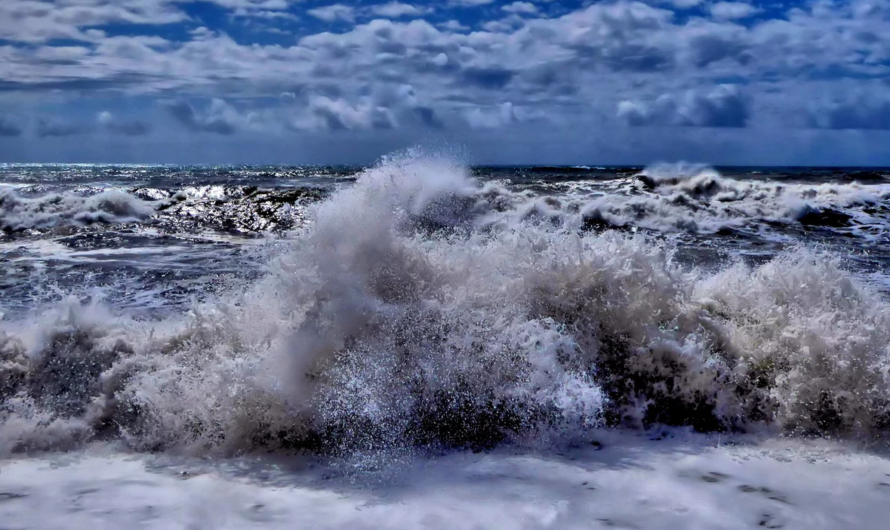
[1,152,890,461]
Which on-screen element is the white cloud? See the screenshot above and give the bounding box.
[369,2,431,18]
[97,111,150,136]
[0,0,187,43]
[307,4,356,23]
[163,99,252,135]
[282,84,442,131]
[438,19,469,31]
[466,102,520,129]
[4,0,890,163]
[502,2,538,15]
[449,0,496,6]
[232,8,299,20]
[618,85,750,128]
[663,0,704,8]
[299,96,396,130]
[709,2,760,20]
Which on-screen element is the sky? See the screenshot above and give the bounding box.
[0,0,888,165]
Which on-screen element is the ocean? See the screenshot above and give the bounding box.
[2,151,890,528]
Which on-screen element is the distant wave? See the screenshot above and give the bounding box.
[573,164,890,241]
[0,188,155,233]
[0,185,328,236]
[2,151,890,460]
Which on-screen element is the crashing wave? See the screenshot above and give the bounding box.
[572,164,890,238]
[1,151,889,459]
[0,188,155,233]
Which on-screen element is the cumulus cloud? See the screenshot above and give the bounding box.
[438,19,469,31]
[0,0,300,43]
[617,85,750,128]
[302,96,396,130]
[449,0,496,6]
[466,102,520,129]
[163,99,242,135]
[806,94,890,130]
[663,0,704,8]
[307,4,355,23]
[287,84,444,131]
[97,111,150,136]
[369,2,431,18]
[709,2,760,20]
[502,2,538,14]
[3,0,890,163]
[0,0,187,43]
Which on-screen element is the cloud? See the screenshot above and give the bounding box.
[307,4,356,23]
[0,114,24,137]
[465,102,520,129]
[806,94,890,130]
[438,19,469,31]
[617,85,750,128]
[0,0,301,43]
[662,0,704,8]
[4,0,890,164]
[231,8,299,20]
[502,2,538,15]
[449,0,496,6]
[291,95,396,131]
[36,118,89,137]
[369,2,431,18]
[97,111,151,136]
[284,84,445,131]
[0,0,187,43]
[709,2,760,20]
[164,99,241,135]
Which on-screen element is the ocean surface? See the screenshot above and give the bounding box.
[2,153,890,528]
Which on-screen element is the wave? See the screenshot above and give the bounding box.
[0,188,155,233]
[2,151,890,459]
[570,164,890,239]
[0,184,329,237]
[143,184,327,234]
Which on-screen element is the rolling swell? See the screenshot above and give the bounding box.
[1,153,890,459]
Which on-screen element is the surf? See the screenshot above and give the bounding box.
[1,151,889,460]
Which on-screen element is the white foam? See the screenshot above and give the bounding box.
[1,433,889,529]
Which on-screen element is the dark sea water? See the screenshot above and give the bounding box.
[1,154,890,457]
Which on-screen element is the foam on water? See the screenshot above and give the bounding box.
[1,151,890,460]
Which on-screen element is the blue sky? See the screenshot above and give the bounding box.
[0,0,888,165]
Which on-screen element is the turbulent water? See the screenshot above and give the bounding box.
[2,153,890,460]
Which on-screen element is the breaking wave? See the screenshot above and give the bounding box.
[0,188,154,233]
[2,151,890,458]
[574,164,890,239]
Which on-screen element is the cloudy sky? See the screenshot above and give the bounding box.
[0,0,888,165]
